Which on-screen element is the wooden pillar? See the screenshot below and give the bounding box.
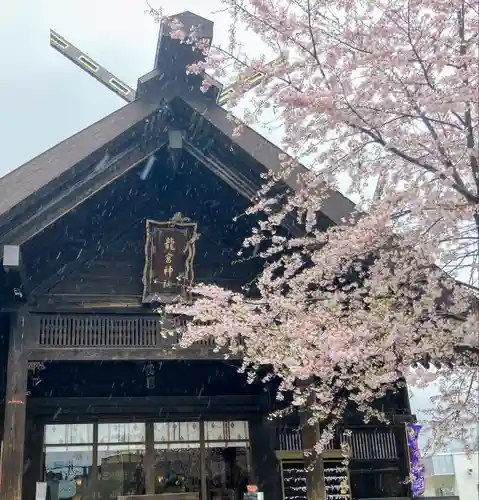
[199,420,207,500]
[395,425,412,498]
[249,415,281,500]
[91,421,99,495]
[22,418,44,500]
[145,421,155,494]
[0,312,29,500]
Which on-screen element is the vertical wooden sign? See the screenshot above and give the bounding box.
[142,217,198,303]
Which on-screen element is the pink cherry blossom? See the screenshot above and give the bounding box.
[157,0,479,453]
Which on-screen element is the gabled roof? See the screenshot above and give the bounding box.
[0,92,355,247]
[0,10,356,252]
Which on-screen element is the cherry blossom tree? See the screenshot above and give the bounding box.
[155,0,479,453]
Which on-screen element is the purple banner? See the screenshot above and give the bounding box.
[407,423,425,496]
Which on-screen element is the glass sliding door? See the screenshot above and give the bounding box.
[97,423,146,499]
[43,419,251,500]
[204,421,250,500]
[153,422,202,494]
[43,424,95,500]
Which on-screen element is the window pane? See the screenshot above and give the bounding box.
[204,421,249,442]
[154,422,169,443]
[44,445,94,500]
[98,423,145,443]
[97,444,145,497]
[206,446,250,497]
[154,422,200,443]
[432,454,455,475]
[44,424,93,445]
[228,421,249,441]
[205,422,225,441]
[154,447,201,493]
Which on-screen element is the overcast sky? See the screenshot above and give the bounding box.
[0,0,272,177]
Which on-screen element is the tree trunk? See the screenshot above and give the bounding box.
[300,410,325,500]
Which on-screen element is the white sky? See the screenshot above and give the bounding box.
[0,0,275,175]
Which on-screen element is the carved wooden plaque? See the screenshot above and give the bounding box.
[142,218,197,303]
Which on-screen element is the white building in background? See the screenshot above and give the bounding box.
[423,451,478,499]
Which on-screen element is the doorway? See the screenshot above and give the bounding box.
[42,421,251,500]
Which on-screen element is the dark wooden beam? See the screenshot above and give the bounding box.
[22,418,44,500]
[28,295,148,311]
[185,141,301,237]
[0,311,29,500]
[179,94,356,226]
[144,422,155,494]
[199,421,207,500]
[393,426,412,498]
[185,141,258,200]
[26,346,237,362]
[28,395,265,418]
[0,305,23,313]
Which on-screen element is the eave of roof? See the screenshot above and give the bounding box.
[0,89,357,248]
[0,97,165,229]
[180,93,357,226]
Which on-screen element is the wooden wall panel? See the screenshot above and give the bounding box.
[25,150,262,304]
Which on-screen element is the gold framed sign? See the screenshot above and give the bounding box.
[142,217,198,303]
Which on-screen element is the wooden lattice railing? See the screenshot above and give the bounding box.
[34,314,216,349]
[275,426,399,460]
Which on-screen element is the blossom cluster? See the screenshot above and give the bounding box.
[159,0,478,452]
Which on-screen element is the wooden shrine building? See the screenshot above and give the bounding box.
[0,11,415,500]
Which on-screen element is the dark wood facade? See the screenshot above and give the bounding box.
[1,11,412,500]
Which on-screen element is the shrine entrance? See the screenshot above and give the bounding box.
[42,421,251,500]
